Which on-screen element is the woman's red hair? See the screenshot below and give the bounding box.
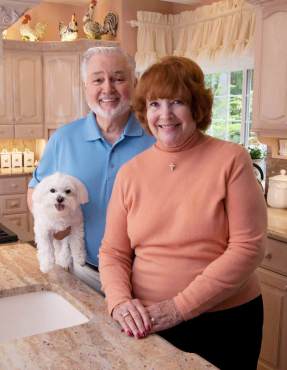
[133,56,213,134]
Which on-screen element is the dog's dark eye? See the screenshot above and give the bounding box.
[50,188,56,193]
[65,189,71,194]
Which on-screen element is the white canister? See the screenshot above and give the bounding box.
[267,169,287,208]
[11,149,23,168]
[23,148,34,167]
[0,149,11,168]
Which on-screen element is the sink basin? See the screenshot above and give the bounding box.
[0,291,89,343]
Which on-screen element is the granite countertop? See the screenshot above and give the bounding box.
[0,167,35,177]
[0,243,217,370]
[267,207,287,242]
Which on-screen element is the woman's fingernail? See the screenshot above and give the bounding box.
[121,329,124,333]
[128,330,133,336]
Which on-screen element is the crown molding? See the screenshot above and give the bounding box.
[246,0,284,5]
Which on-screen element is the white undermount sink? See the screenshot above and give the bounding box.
[0,291,89,343]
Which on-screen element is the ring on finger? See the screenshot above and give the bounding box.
[151,317,156,324]
[122,312,131,319]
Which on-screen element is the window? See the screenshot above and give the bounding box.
[205,69,254,146]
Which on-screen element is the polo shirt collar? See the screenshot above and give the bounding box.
[83,111,144,141]
[122,112,144,137]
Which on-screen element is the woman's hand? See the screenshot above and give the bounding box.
[53,226,71,240]
[112,299,152,339]
[146,299,183,333]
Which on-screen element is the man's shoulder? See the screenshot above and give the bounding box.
[52,116,87,138]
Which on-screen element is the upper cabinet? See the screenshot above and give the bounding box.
[44,53,83,129]
[0,39,118,139]
[0,48,43,139]
[252,1,287,137]
[12,52,43,125]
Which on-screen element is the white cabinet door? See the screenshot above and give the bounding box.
[0,52,13,125]
[44,53,82,127]
[253,4,287,135]
[12,52,43,124]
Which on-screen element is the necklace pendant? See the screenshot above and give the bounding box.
[169,163,176,172]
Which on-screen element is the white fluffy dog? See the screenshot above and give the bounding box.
[32,172,89,273]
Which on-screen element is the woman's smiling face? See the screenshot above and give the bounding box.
[146,98,196,148]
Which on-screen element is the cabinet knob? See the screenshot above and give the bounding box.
[11,183,18,188]
[10,201,18,208]
[264,252,272,260]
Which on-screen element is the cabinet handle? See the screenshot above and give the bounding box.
[10,201,18,208]
[10,184,18,188]
[264,252,272,260]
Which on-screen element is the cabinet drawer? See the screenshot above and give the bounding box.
[0,177,26,194]
[15,125,43,139]
[2,213,28,232]
[261,237,287,276]
[0,194,27,214]
[0,125,14,138]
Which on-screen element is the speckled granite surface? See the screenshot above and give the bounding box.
[268,207,287,242]
[0,243,217,370]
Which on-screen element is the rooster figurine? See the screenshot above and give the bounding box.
[20,14,47,42]
[83,0,103,39]
[59,13,78,42]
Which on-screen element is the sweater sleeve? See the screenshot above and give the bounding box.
[99,170,134,315]
[174,147,267,320]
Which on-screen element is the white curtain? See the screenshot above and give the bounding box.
[131,11,174,74]
[133,0,255,74]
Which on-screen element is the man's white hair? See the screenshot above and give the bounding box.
[81,46,136,84]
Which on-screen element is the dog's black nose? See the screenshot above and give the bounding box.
[56,196,65,203]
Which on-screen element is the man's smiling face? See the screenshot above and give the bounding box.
[84,53,133,120]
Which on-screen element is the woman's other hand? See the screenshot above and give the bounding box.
[147,299,183,333]
[112,299,152,339]
[53,226,71,240]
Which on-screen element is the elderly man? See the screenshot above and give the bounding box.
[27,46,154,288]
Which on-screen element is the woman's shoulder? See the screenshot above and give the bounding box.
[118,147,154,176]
[203,134,249,159]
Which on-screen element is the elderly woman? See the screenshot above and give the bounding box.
[99,56,267,370]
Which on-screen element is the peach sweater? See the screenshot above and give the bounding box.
[99,130,267,321]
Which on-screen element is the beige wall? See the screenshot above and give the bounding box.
[4,0,218,55]
[6,2,87,41]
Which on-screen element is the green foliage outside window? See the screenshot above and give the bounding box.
[205,70,252,145]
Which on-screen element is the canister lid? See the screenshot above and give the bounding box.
[269,169,287,181]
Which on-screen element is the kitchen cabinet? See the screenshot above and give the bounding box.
[0,48,43,139]
[0,175,33,235]
[257,237,287,370]
[0,52,13,127]
[44,53,84,132]
[252,1,287,138]
[0,39,118,140]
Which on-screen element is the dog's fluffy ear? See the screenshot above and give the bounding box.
[70,176,89,204]
[32,181,44,208]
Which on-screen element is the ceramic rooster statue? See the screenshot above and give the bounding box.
[102,12,118,38]
[83,0,103,39]
[59,13,78,42]
[20,14,47,42]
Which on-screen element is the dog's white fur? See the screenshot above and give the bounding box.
[32,172,89,273]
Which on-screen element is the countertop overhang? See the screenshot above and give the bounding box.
[0,243,217,370]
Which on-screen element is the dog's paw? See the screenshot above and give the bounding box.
[57,259,71,270]
[73,253,86,266]
[39,262,53,273]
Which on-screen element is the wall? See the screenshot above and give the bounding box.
[3,0,197,55]
[5,2,87,41]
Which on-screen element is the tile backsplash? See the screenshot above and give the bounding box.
[0,139,46,162]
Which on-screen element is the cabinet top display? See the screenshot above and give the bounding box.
[2,39,119,52]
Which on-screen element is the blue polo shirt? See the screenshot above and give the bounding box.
[29,111,155,265]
